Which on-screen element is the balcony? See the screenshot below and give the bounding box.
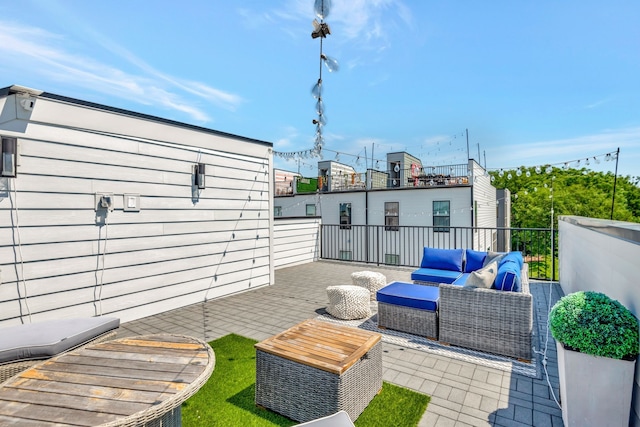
[278,163,473,195]
[1,216,637,425]
[117,215,637,426]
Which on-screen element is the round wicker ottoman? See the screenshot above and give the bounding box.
[351,271,387,301]
[326,285,372,320]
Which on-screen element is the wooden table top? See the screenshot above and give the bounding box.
[0,334,214,426]
[254,319,381,375]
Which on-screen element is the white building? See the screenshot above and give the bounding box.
[0,85,274,327]
[274,153,501,261]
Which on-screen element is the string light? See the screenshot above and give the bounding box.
[489,149,618,176]
[274,0,337,161]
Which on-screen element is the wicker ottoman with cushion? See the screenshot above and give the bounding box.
[326,285,372,320]
[376,281,439,339]
[350,271,387,300]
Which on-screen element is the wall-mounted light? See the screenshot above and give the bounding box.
[1,137,17,177]
[194,163,206,189]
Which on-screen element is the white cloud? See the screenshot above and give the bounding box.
[487,127,640,171]
[0,20,243,122]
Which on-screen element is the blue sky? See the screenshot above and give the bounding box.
[1,0,638,178]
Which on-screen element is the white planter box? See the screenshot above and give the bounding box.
[557,341,636,427]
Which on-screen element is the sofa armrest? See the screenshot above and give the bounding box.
[439,274,533,360]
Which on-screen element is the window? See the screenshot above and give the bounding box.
[306,204,316,216]
[339,203,351,229]
[433,200,450,232]
[274,206,282,217]
[385,202,399,231]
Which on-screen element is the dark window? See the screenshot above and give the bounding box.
[385,202,399,231]
[306,204,316,216]
[274,206,282,217]
[433,200,450,232]
[339,203,351,229]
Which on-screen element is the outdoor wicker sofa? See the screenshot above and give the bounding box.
[438,265,532,360]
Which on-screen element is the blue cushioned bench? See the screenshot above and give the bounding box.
[376,281,439,339]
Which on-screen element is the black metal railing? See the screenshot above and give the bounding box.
[320,224,558,281]
[289,163,471,194]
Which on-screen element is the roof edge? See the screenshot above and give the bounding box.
[0,84,272,148]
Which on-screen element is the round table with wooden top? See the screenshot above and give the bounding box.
[0,334,215,427]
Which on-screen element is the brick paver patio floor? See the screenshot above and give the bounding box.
[118,260,564,427]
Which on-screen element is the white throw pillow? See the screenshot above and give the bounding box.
[483,251,506,267]
[464,261,498,288]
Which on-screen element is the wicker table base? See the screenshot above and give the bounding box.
[255,319,382,423]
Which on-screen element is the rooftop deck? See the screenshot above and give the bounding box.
[118,261,564,427]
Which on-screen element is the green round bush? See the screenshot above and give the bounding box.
[549,291,639,360]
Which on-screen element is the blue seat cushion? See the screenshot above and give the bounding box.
[0,316,120,364]
[464,249,487,273]
[411,268,462,284]
[377,281,439,311]
[452,273,471,286]
[420,247,464,272]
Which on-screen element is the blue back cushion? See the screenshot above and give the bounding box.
[495,251,524,291]
[500,251,524,269]
[464,249,487,273]
[420,247,464,272]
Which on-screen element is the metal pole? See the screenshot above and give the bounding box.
[371,142,375,170]
[466,128,470,160]
[551,178,555,281]
[610,147,620,220]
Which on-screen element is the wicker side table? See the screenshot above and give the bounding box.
[255,319,382,423]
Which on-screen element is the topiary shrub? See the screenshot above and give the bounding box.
[549,291,639,360]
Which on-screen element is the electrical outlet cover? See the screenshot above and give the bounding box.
[95,193,115,211]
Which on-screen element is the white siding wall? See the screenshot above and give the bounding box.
[273,217,320,269]
[275,187,474,228]
[0,92,273,327]
[366,187,472,228]
[469,159,498,250]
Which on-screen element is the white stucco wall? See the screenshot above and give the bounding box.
[558,216,640,426]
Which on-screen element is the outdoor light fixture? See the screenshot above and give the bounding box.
[311,19,331,38]
[271,0,339,162]
[309,0,337,156]
[1,137,17,177]
[194,163,206,189]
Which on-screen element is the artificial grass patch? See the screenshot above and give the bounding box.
[182,333,429,426]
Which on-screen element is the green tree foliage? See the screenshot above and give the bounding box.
[489,167,640,229]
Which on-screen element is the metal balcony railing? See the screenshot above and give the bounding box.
[288,163,471,194]
[320,224,558,281]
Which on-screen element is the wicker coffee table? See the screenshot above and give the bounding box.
[255,319,382,423]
